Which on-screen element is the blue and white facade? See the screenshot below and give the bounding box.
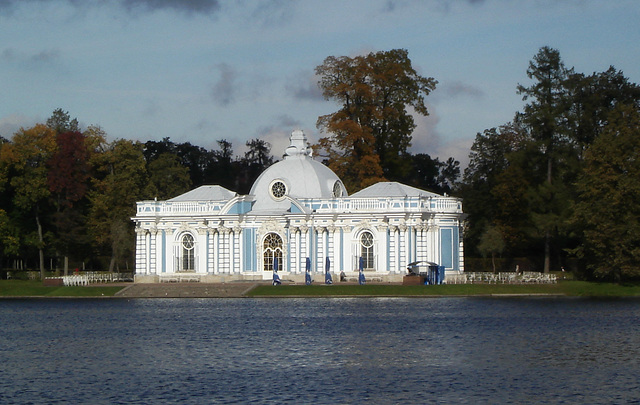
[132,130,464,283]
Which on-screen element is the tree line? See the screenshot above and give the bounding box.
[459,47,640,281]
[311,47,640,281]
[0,107,458,278]
[2,47,639,282]
[0,110,279,278]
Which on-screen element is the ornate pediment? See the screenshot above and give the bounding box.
[259,218,285,234]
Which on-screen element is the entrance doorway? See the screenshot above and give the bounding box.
[263,233,283,271]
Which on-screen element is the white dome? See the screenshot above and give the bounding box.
[249,130,347,212]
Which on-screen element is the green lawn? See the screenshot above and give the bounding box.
[247,281,640,297]
[2,279,640,298]
[0,280,124,297]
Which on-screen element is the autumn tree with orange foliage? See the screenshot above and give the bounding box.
[315,49,437,192]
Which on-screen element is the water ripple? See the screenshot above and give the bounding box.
[1,297,640,403]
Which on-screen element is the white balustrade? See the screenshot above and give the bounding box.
[137,195,462,217]
[447,272,557,284]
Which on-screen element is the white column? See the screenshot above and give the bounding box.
[213,230,219,274]
[220,227,230,273]
[416,224,427,261]
[386,225,394,273]
[300,225,308,271]
[194,228,207,273]
[149,229,156,273]
[135,227,146,275]
[145,231,151,274]
[458,225,465,272]
[376,223,388,273]
[409,225,418,263]
[317,227,325,273]
[328,226,337,274]
[156,229,164,274]
[228,228,235,273]
[428,222,439,266]
[234,226,243,273]
[399,223,408,274]
[205,229,211,273]
[293,228,300,273]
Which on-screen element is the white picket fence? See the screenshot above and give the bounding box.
[446,272,557,284]
[62,275,89,286]
[60,272,133,286]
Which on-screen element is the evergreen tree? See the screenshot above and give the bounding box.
[516,46,573,273]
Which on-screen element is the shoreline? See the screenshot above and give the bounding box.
[1,282,567,299]
[3,280,640,298]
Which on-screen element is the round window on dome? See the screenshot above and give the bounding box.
[332,181,344,198]
[270,180,287,201]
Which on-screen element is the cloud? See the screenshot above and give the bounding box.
[1,47,60,68]
[409,105,472,168]
[273,114,302,130]
[287,71,324,101]
[410,105,442,154]
[194,118,215,132]
[256,115,303,138]
[434,0,487,12]
[440,81,484,99]
[0,0,221,16]
[0,0,15,14]
[435,138,473,169]
[251,0,294,27]
[0,48,16,61]
[29,49,60,64]
[211,63,237,107]
[141,98,161,117]
[119,0,220,15]
[0,114,38,138]
[381,0,487,14]
[240,115,307,160]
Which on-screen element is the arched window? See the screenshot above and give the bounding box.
[263,233,283,271]
[360,231,374,270]
[181,233,195,271]
[333,180,345,197]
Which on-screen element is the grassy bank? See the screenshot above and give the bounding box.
[0,280,124,297]
[2,279,640,298]
[247,281,640,298]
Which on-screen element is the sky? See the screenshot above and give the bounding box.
[1,0,639,168]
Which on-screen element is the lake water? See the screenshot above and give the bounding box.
[1,297,639,404]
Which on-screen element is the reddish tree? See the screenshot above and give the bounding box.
[47,131,89,206]
[47,131,91,274]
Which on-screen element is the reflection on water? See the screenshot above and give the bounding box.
[1,297,639,404]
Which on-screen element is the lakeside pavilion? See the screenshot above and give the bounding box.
[132,129,464,283]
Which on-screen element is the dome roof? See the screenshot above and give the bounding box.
[249,130,347,212]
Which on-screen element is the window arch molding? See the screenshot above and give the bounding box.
[176,231,196,272]
[262,232,284,272]
[356,229,376,271]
